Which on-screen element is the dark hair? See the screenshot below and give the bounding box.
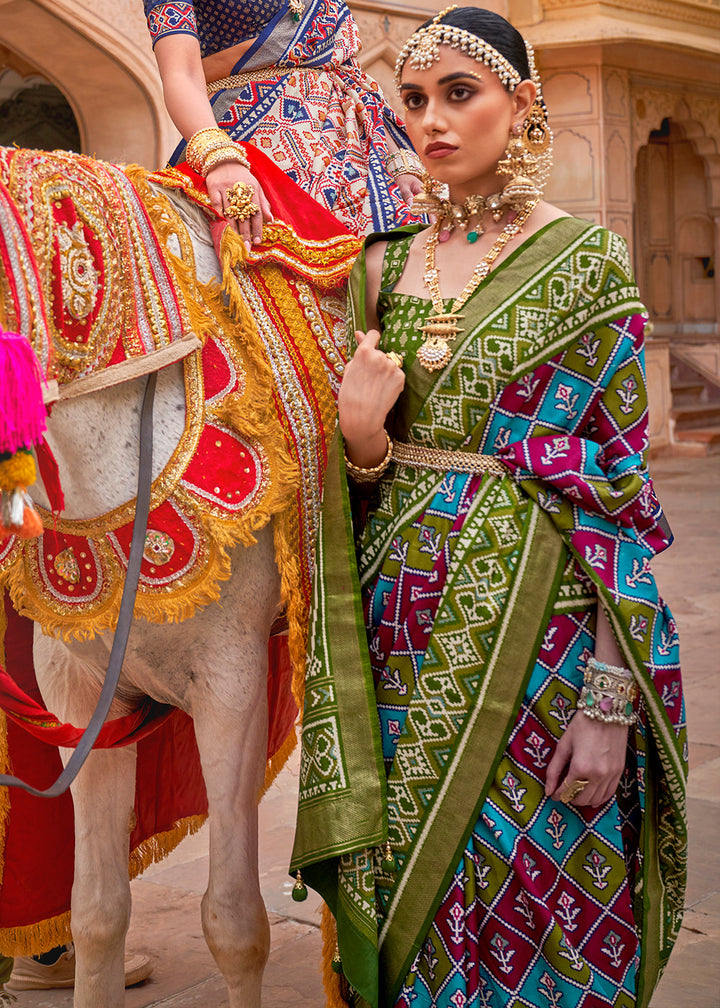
[420,7,531,84]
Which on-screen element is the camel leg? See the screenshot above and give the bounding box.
[193,658,270,1008]
[187,535,280,1007]
[34,630,137,1008]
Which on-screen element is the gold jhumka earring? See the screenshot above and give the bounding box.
[497,41,554,203]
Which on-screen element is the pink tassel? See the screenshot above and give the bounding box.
[0,327,47,455]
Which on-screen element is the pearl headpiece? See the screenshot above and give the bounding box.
[394,5,522,92]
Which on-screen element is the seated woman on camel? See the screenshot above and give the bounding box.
[144,0,424,239]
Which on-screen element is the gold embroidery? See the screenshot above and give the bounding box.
[56,221,99,321]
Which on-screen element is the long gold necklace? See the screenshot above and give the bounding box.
[417,198,539,372]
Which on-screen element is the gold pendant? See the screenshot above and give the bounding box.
[416,335,453,372]
[420,312,463,340]
[417,312,463,371]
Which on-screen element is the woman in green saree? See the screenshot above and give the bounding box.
[291,8,686,1008]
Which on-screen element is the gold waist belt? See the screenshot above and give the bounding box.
[391,441,507,477]
[206,65,313,95]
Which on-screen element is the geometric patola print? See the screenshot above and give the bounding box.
[397,613,639,1008]
[364,474,530,897]
[333,223,684,1005]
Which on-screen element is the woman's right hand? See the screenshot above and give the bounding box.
[339,329,405,467]
[205,161,273,246]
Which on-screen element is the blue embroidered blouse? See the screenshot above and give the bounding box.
[144,0,284,56]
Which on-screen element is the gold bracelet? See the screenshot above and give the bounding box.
[186,127,251,175]
[385,149,424,180]
[344,431,393,484]
[186,127,229,171]
[201,145,251,176]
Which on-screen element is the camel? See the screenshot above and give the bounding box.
[0,145,357,1006]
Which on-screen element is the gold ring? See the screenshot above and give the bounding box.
[225,182,260,221]
[385,351,405,369]
[559,779,589,804]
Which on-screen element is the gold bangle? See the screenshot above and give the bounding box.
[186,127,251,175]
[344,431,393,484]
[201,145,251,177]
[186,127,229,171]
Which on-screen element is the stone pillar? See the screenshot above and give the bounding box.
[539,49,604,225]
[601,65,634,254]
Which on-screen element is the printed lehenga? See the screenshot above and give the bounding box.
[292,218,687,1008]
[146,0,417,235]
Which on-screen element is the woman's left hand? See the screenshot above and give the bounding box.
[545,711,629,808]
[395,172,423,207]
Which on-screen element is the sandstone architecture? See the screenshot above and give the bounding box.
[1,0,719,453]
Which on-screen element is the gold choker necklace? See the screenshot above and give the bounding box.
[417,199,539,371]
[413,190,511,243]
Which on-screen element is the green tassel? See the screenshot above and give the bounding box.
[381,841,395,872]
[291,870,308,902]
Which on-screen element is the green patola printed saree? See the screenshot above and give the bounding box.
[292,218,686,1008]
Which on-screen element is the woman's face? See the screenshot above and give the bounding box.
[400,46,534,199]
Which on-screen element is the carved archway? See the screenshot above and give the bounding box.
[0,0,174,167]
[635,117,718,338]
[0,75,81,151]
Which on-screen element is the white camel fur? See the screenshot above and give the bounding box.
[27,190,290,1008]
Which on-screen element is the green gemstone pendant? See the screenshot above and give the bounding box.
[467,230,479,243]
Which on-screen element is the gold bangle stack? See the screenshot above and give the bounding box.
[577,656,639,727]
[186,126,250,178]
[385,149,424,180]
[344,431,393,484]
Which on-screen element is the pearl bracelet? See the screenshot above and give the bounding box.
[344,431,393,484]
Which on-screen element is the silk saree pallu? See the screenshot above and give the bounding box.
[292,219,686,1008]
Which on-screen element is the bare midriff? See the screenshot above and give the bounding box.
[202,39,263,81]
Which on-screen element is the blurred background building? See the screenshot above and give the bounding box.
[1,0,719,456]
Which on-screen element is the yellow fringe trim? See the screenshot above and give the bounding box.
[0,170,304,644]
[0,814,208,956]
[3,533,232,642]
[259,723,297,800]
[321,902,348,1008]
[0,910,72,958]
[129,812,207,881]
